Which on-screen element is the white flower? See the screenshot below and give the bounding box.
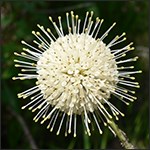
[13,11,141,137]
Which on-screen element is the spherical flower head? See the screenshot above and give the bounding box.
[13,11,141,137]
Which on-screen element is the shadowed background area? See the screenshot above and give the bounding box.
[1,1,149,149]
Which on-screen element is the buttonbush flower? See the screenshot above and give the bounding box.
[13,11,141,137]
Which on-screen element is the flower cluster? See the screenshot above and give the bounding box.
[13,11,141,137]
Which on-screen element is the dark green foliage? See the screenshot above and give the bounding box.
[1,1,149,149]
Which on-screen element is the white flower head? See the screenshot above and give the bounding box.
[13,11,141,137]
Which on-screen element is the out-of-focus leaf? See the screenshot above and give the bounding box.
[83,132,90,149]
[67,139,76,149]
[2,80,20,112]
[8,118,23,148]
[100,128,109,149]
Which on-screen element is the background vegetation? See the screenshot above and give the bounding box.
[1,1,149,149]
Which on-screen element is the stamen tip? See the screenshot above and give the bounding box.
[107,120,111,124]
[21,69,25,72]
[68,130,71,134]
[21,106,25,109]
[91,11,94,14]
[32,31,35,34]
[12,77,16,80]
[76,15,78,19]
[116,117,119,120]
[35,119,38,122]
[23,96,27,99]
[130,47,135,50]
[70,11,74,15]
[121,113,125,117]
[28,107,32,110]
[36,32,40,35]
[37,24,40,27]
[122,32,126,35]
[47,28,50,32]
[65,132,67,137]
[32,109,36,112]
[21,40,25,44]
[101,19,104,22]
[14,52,18,55]
[49,16,53,21]
[113,22,116,26]
[104,122,107,126]
[139,70,142,73]
[41,120,44,124]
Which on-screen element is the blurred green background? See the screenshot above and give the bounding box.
[1,1,149,149]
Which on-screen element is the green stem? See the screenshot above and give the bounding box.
[108,119,136,149]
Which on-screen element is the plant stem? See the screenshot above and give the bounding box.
[108,119,136,149]
[8,107,38,149]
